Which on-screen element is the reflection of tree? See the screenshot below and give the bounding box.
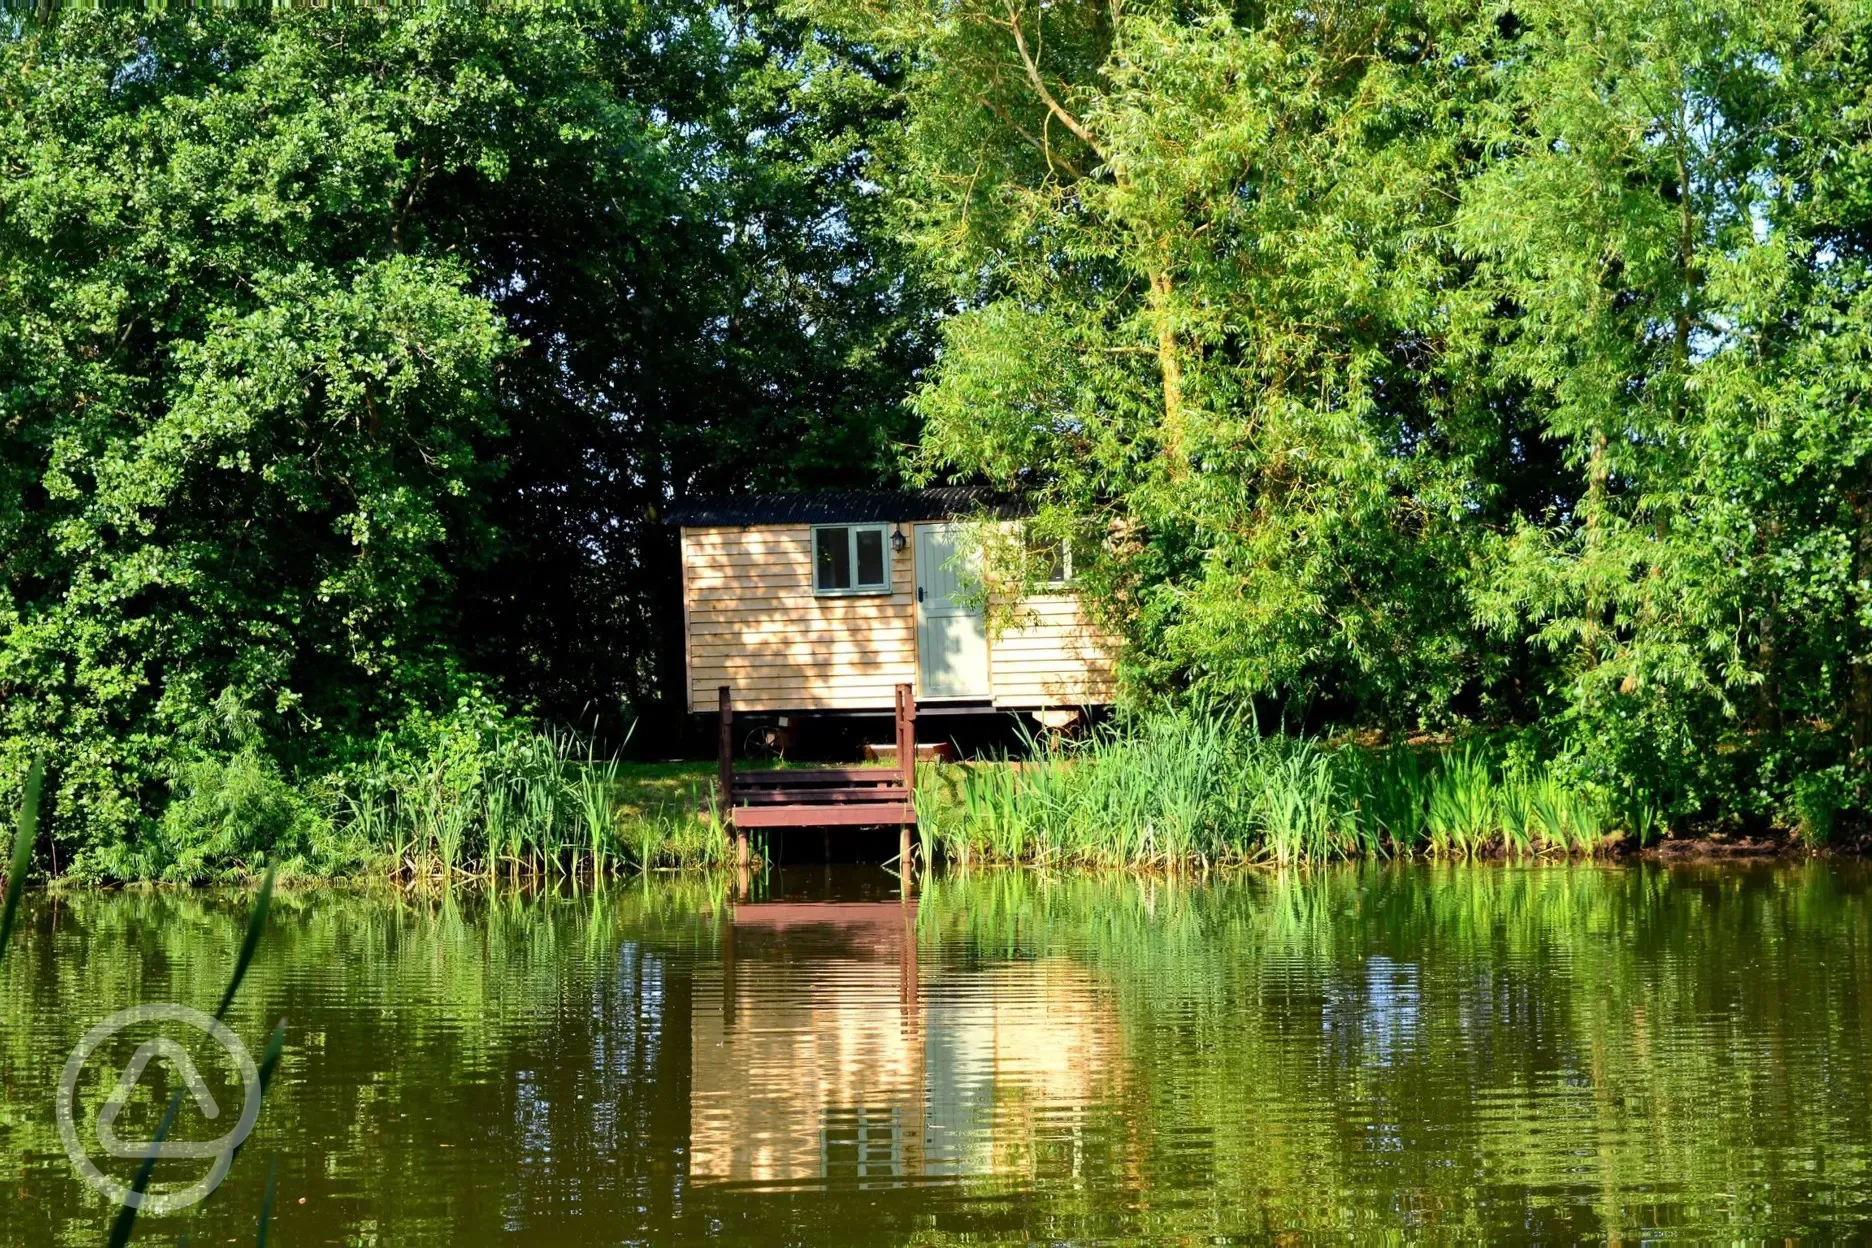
[0,882,725,1245]
[918,866,1872,1240]
[5,867,1872,1243]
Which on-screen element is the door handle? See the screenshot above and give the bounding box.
[917,586,925,603]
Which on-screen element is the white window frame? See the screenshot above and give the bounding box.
[811,523,893,596]
[1046,539,1074,588]
[1031,533,1074,590]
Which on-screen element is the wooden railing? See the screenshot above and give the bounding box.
[716,684,918,870]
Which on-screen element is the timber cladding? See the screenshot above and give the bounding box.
[680,522,1115,714]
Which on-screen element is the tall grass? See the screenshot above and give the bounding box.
[1339,745,1431,851]
[1426,744,1496,857]
[330,726,728,881]
[0,759,41,963]
[926,711,1643,868]
[928,712,1272,867]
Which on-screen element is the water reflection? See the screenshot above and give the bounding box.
[694,901,925,1184]
[2,863,1871,1243]
[692,898,1125,1188]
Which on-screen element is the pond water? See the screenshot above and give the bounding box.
[3,862,1872,1243]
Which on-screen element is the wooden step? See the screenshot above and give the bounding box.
[731,802,916,828]
[733,786,911,805]
[732,767,903,786]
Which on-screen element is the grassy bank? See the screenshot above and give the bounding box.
[109,712,733,884]
[8,691,742,884]
[331,742,729,881]
[914,711,1666,869]
[13,703,1832,885]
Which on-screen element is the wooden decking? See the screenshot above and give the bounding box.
[717,683,918,868]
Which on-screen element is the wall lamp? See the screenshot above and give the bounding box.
[890,525,907,554]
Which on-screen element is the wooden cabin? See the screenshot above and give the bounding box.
[667,489,1115,716]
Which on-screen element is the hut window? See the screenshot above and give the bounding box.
[813,524,891,594]
[1030,536,1073,587]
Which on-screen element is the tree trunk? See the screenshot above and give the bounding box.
[1150,258,1185,471]
[1755,518,1782,733]
[1850,489,1872,769]
[1583,428,1609,671]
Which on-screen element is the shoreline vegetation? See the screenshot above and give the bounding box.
[920,714,1646,869]
[5,706,1847,891]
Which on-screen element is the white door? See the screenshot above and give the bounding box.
[915,524,990,698]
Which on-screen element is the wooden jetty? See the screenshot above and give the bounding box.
[716,682,918,869]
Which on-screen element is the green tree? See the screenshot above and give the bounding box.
[452,0,936,726]
[819,0,1872,829]
[1460,0,1872,820]
[814,0,1536,723]
[0,2,933,875]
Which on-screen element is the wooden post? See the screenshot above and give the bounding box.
[896,683,916,882]
[899,899,919,1029]
[719,685,748,867]
[896,683,916,791]
[721,908,737,1028]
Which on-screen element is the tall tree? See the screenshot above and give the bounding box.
[455,0,936,728]
[1461,0,1872,817]
[812,0,1532,724]
[0,2,933,865]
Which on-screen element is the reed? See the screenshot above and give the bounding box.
[1257,745,1344,866]
[1519,771,1616,856]
[1497,770,1534,858]
[930,712,1631,868]
[575,750,621,878]
[1340,746,1430,851]
[1426,744,1497,858]
[328,725,723,880]
[1564,788,1609,857]
[255,1156,280,1247]
[0,759,42,964]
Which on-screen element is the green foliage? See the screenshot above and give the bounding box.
[1339,747,1432,852]
[927,711,1625,867]
[7,0,1870,869]
[807,0,1872,840]
[41,693,727,883]
[1426,746,1497,859]
[1791,770,1848,847]
[328,695,726,879]
[149,749,345,884]
[0,2,933,877]
[812,0,1498,720]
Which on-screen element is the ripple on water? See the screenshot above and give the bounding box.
[4,863,1872,1243]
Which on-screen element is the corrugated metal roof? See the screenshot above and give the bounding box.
[662,487,1029,527]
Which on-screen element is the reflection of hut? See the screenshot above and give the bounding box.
[690,902,1123,1186]
[922,962,1123,1179]
[691,903,925,1183]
